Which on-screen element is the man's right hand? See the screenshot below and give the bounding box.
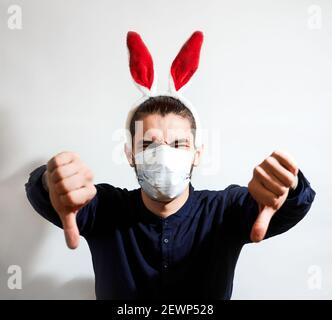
[44,151,97,249]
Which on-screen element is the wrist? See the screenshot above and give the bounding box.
[291,174,298,191]
[42,171,49,192]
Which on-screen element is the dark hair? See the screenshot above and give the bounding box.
[129,95,196,141]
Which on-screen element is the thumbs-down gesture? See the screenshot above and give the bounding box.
[44,152,96,249]
[248,150,299,243]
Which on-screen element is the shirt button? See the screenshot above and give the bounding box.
[163,238,169,243]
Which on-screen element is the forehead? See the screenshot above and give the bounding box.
[135,113,193,140]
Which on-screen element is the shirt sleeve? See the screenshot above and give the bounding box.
[25,164,99,237]
[224,169,316,244]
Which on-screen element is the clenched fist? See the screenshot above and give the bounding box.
[248,150,299,243]
[44,152,96,249]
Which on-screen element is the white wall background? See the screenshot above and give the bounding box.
[0,0,331,299]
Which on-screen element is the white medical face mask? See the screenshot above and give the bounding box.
[134,144,195,202]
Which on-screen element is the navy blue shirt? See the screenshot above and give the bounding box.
[25,165,315,300]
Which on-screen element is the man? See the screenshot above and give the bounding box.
[25,32,315,299]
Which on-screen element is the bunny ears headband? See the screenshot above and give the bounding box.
[125,31,204,149]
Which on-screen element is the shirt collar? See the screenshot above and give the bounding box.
[136,183,195,224]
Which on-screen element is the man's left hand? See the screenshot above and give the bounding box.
[248,150,299,243]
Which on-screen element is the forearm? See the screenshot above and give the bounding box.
[226,169,315,243]
[25,165,63,228]
[263,169,316,239]
[25,164,100,237]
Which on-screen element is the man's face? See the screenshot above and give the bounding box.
[133,113,195,155]
[125,112,203,167]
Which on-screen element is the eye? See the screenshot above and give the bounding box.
[172,139,190,149]
[142,142,151,150]
[142,140,160,151]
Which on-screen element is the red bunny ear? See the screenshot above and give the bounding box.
[127,31,154,91]
[170,31,204,92]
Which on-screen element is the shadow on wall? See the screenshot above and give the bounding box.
[0,110,95,299]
